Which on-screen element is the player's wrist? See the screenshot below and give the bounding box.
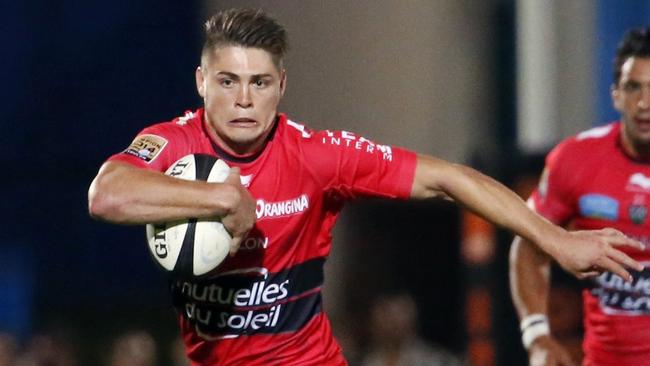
[520,313,550,350]
[533,224,566,259]
[209,182,240,216]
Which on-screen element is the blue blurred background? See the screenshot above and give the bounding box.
[2,1,201,363]
[1,1,649,365]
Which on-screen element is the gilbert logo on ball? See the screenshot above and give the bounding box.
[146,154,232,277]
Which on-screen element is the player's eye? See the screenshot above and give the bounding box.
[219,78,235,88]
[623,81,641,93]
[253,79,268,88]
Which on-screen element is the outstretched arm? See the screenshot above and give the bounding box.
[88,161,255,251]
[410,154,644,280]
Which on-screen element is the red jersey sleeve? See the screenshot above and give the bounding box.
[529,140,579,225]
[304,129,417,200]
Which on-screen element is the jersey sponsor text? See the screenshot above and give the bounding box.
[256,195,309,219]
[591,264,650,315]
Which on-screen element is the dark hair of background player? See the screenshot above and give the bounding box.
[613,27,650,84]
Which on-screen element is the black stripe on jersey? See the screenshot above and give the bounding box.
[170,257,325,337]
[191,291,322,338]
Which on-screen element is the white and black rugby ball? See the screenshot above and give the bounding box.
[146,154,232,277]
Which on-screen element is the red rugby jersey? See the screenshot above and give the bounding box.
[108,109,417,365]
[529,122,650,366]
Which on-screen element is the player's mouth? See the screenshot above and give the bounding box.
[634,116,650,128]
[229,118,258,127]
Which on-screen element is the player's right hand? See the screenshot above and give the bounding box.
[221,167,256,255]
[548,228,644,281]
[528,335,576,366]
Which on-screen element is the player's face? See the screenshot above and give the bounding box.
[613,57,650,154]
[196,46,286,155]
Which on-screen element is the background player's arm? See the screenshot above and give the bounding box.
[509,236,551,326]
[410,154,643,279]
[510,236,576,365]
[88,161,255,245]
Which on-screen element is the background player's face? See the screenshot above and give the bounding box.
[196,46,286,155]
[613,57,650,153]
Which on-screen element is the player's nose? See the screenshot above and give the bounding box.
[236,85,253,108]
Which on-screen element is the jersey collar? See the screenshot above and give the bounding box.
[616,122,650,164]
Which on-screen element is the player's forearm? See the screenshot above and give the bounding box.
[509,236,552,318]
[413,155,564,255]
[88,161,235,224]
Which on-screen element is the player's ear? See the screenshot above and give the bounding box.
[279,69,287,97]
[611,83,623,112]
[196,66,206,98]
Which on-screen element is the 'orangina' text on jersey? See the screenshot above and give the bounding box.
[108,109,417,365]
[529,122,650,366]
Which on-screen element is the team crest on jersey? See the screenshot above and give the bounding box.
[578,194,619,220]
[124,134,168,163]
[629,204,648,225]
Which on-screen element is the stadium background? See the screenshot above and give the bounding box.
[2,0,650,364]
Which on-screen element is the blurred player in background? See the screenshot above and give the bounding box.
[360,293,462,366]
[108,330,157,366]
[510,28,650,366]
[89,8,644,366]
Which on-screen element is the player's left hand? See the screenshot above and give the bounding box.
[220,167,256,256]
[546,228,644,281]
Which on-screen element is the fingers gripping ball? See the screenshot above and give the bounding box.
[146,154,232,277]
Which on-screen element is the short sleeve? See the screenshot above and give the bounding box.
[304,130,417,200]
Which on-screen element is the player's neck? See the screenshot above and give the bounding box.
[620,128,650,162]
[219,136,268,157]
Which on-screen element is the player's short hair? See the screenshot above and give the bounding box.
[202,8,288,70]
[614,27,650,84]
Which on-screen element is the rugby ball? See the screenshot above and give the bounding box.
[146,154,232,277]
